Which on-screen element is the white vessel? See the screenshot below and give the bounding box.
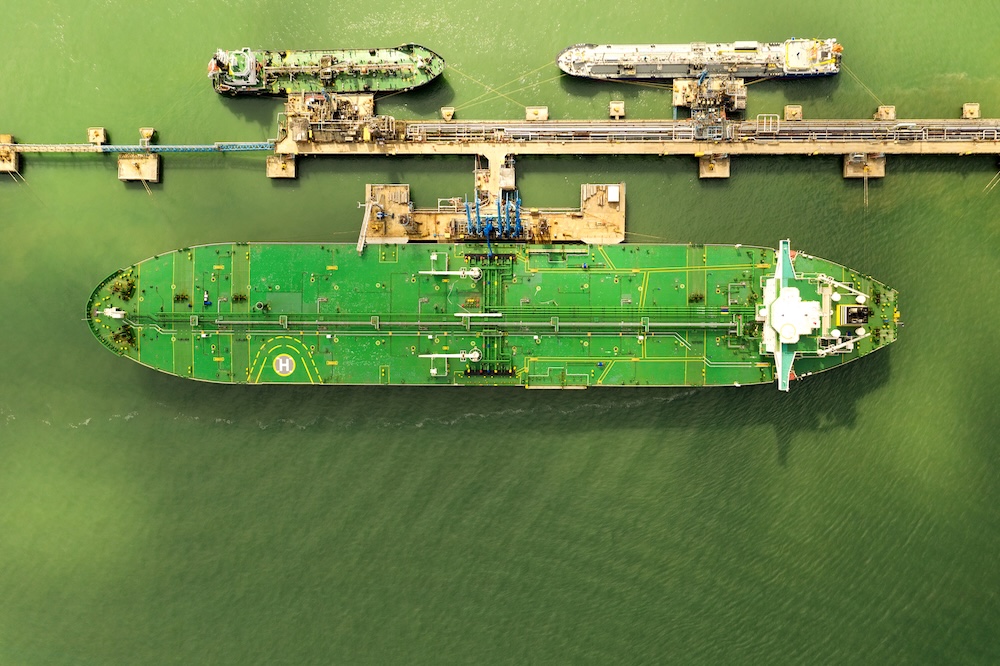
[557,39,842,80]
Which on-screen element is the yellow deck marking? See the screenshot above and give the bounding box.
[596,360,615,384]
[638,270,651,308]
[135,262,141,361]
[529,263,756,274]
[530,355,689,364]
[702,331,707,380]
[703,263,708,306]
[597,246,618,270]
[190,247,197,379]
[249,335,320,384]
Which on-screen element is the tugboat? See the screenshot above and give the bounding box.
[87,239,898,390]
[208,43,445,96]
[558,38,842,80]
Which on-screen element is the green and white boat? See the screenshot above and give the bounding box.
[208,44,445,96]
[86,240,899,390]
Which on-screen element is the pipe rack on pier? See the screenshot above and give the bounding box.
[272,116,1000,185]
[1,142,274,154]
[277,118,1000,156]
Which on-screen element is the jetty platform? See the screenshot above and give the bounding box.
[4,106,999,185]
[273,113,1000,187]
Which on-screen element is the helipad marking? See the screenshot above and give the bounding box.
[273,354,296,376]
[249,336,321,384]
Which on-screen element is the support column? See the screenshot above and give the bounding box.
[0,135,19,173]
[699,154,730,179]
[843,153,886,178]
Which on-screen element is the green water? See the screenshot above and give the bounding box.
[3,1,1000,663]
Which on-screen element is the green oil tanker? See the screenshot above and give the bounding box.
[208,44,445,96]
[86,241,899,390]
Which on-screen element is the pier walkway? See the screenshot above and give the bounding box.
[4,115,999,184]
[274,116,1000,186]
[1,142,274,154]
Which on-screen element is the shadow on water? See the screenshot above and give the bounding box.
[213,78,453,126]
[773,75,841,102]
[556,73,840,104]
[557,75,665,101]
[216,95,283,128]
[122,179,165,193]
[517,153,693,177]
[882,154,1000,176]
[141,347,891,466]
[283,153,473,190]
[379,75,456,116]
[4,153,120,177]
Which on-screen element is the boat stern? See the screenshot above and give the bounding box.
[783,38,843,76]
[758,240,899,390]
[208,48,261,95]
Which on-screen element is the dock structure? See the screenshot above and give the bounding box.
[0,126,273,162]
[0,132,275,180]
[0,141,274,154]
[118,153,160,182]
[273,113,1000,183]
[0,134,18,173]
[4,102,999,183]
[357,182,625,251]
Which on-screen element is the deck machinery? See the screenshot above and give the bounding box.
[86,240,898,390]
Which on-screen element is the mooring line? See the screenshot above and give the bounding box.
[457,74,566,112]
[841,64,884,107]
[982,169,1000,194]
[449,65,525,109]
[455,61,557,110]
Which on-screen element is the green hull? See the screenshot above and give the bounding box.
[86,242,899,389]
[209,43,444,96]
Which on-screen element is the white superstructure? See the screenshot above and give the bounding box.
[557,39,842,80]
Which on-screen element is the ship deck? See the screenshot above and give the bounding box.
[87,242,897,388]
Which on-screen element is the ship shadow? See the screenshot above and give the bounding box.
[772,75,841,103]
[140,346,891,467]
[216,95,283,129]
[558,75,659,101]
[555,73,842,105]
[558,75,605,99]
[378,75,455,117]
[754,349,891,465]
